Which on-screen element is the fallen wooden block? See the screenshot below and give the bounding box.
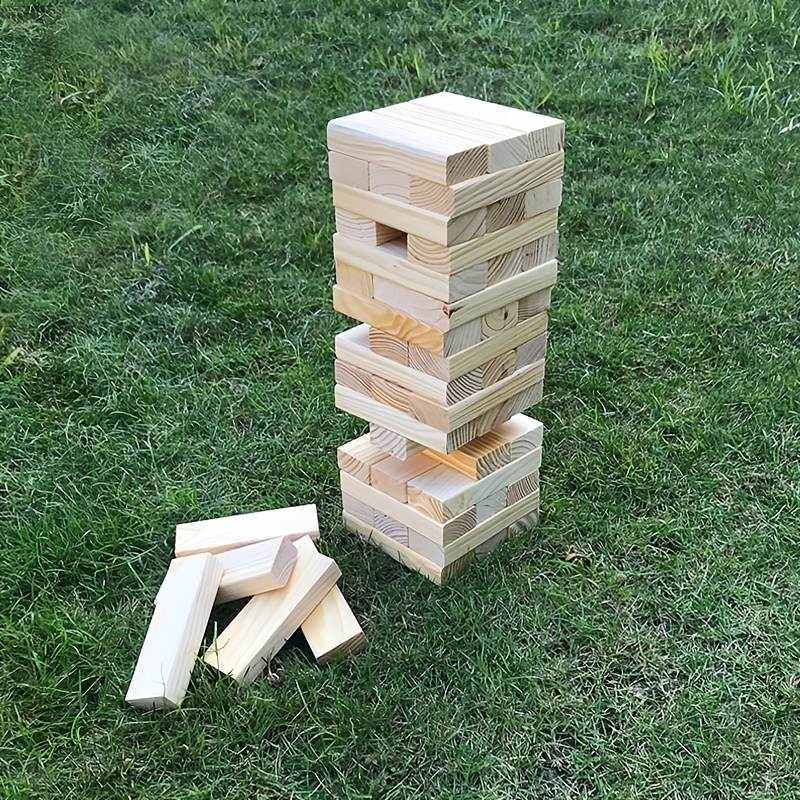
[126,552,223,710]
[301,585,367,664]
[203,536,341,684]
[214,537,298,605]
[174,504,319,557]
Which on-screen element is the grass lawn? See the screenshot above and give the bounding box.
[2,0,799,796]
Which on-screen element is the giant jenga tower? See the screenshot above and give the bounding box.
[329,92,564,583]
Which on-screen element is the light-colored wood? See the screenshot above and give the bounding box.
[369,327,409,365]
[301,585,367,665]
[476,488,508,523]
[494,414,544,458]
[328,151,370,189]
[487,191,526,233]
[481,301,519,338]
[507,471,540,505]
[424,431,510,480]
[342,492,375,526]
[443,319,481,357]
[369,423,425,460]
[524,231,559,270]
[372,277,449,331]
[204,537,341,684]
[335,208,400,246]
[518,287,553,321]
[373,512,409,545]
[335,261,373,297]
[410,150,564,216]
[506,508,540,537]
[488,233,560,287]
[340,470,476,546]
[333,182,486,247]
[175,504,319,557]
[515,332,548,369]
[408,446,542,522]
[482,351,516,387]
[327,110,488,185]
[407,208,559,274]
[214,537,298,605]
[334,359,373,396]
[412,92,565,161]
[407,528,446,566]
[378,99,530,172]
[525,179,563,216]
[368,163,410,201]
[370,452,439,503]
[126,553,223,710]
[370,372,410,413]
[344,511,474,585]
[337,433,389,483]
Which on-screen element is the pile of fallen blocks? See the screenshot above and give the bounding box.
[126,505,366,710]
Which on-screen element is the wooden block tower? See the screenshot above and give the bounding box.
[328,92,564,584]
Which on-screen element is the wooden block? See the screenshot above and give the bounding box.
[481,301,519,338]
[525,179,563,217]
[370,452,439,503]
[335,260,373,297]
[333,182,486,247]
[215,537,298,605]
[488,245,527,285]
[328,151,369,189]
[524,232,559,269]
[487,191,526,233]
[368,163,411,201]
[370,372,410,413]
[175,505,319,557]
[342,492,376,526]
[337,433,390,483]
[408,446,542,522]
[518,287,552,321]
[373,277,449,331]
[369,327,409,366]
[301,585,367,665]
[507,471,540,505]
[515,332,548,369]
[410,151,564,216]
[506,508,540,537]
[369,423,424,460]
[377,99,530,172]
[335,359,373,396]
[327,110,488,185]
[341,470,476,546]
[407,208,559,274]
[424,431,511,480]
[482,351,516,387]
[126,553,223,710]
[412,92,565,161]
[204,537,341,684]
[373,513,409,546]
[344,511,474,584]
[335,208,400,246]
[407,528,446,566]
[476,488,508,523]
[494,414,544,458]
[442,319,482,357]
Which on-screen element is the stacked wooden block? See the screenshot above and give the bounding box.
[126,505,366,710]
[329,92,564,584]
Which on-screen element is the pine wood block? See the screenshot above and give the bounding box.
[214,537,298,605]
[525,179,563,216]
[377,100,530,173]
[373,512,410,545]
[476,488,508,523]
[301,585,367,664]
[482,351,516,387]
[515,332,548,369]
[370,373,410,413]
[340,470,476,546]
[175,504,319,557]
[368,163,411,201]
[333,182,487,247]
[335,208,400,246]
[344,511,474,585]
[507,471,540,505]
[369,423,424,460]
[126,553,223,710]
[494,414,544,458]
[335,261,373,297]
[410,150,565,216]
[408,446,542,522]
[506,508,541,537]
[407,208,559,274]
[337,433,390,483]
[327,110,488,185]
[335,359,373,396]
[524,231,559,270]
[423,430,511,480]
[518,288,553,321]
[407,528,447,566]
[370,452,439,503]
[328,151,369,189]
[369,327,409,366]
[473,506,540,561]
[488,234,560,286]
[204,537,341,684]
[372,277,449,331]
[487,191,526,233]
[481,301,519,338]
[412,92,565,161]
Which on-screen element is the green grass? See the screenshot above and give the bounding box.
[1,0,799,796]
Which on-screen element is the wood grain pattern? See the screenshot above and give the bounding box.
[494,414,544,458]
[334,359,373,396]
[524,231,559,270]
[214,537,298,605]
[370,372,410,412]
[507,470,540,505]
[372,277,449,331]
[335,208,400,246]
[487,191,526,233]
[482,351,516,387]
[342,492,376,526]
[328,151,369,189]
[481,301,519,338]
[373,512,410,545]
[337,433,390,483]
[525,179,563,217]
[369,423,425,460]
[335,260,373,297]
[370,452,439,503]
[518,287,553,321]
[515,332,548,369]
[424,431,511,480]
[369,326,409,365]
[475,488,508,523]
[301,585,367,665]
[368,163,410,201]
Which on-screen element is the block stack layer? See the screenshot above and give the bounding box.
[328,92,564,583]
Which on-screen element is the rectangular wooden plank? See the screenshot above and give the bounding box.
[327,110,488,185]
[335,208,401,246]
[410,150,565,216]
[494,414,544,458]
[333,182,486,247]
[487,191,526,233]
[481,301,519,338]
[373,512,410,545]
[342,492,377,526]
[407,527,446,566]
[518,287,553,321]
[372,277,449,331]
[214,537,298,605]
[368,163,410,201]
[369,326,409,365]
[334,359,373,396]
[337,433,389,483]
[476,488,508,523]
[335,261,373,297]
[301,585,367,665]
[328,151,369,189]
[424,430,511,480]
[175,505,319,558]
[525,179,563,217]
[370,451,439,503]
[126,553,223,710]
[203,537,341,684]
[507,471,540,505]
[369,423,425,460]
[515,331,548,369]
